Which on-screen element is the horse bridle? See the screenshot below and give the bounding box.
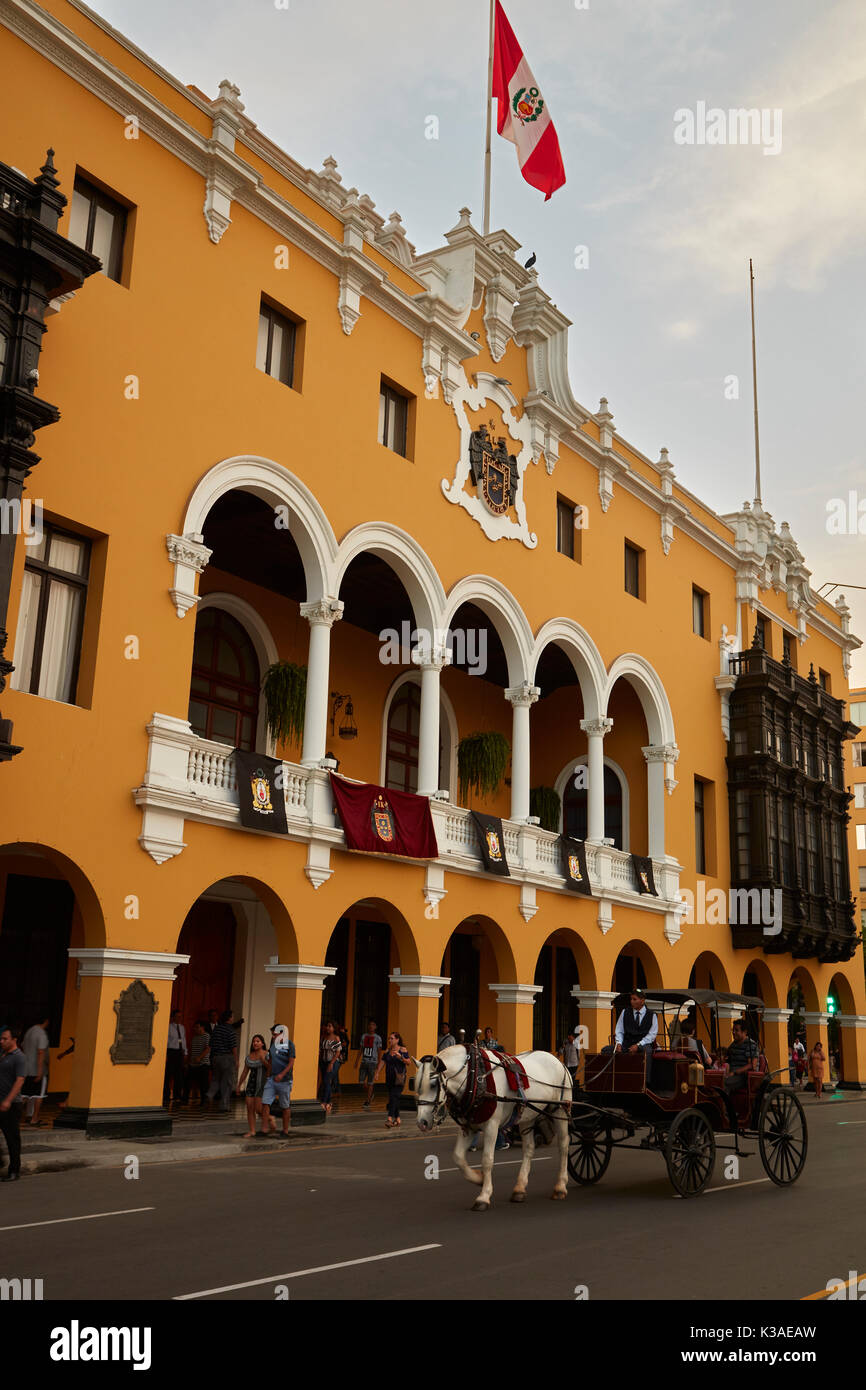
[416,1053,467,1127]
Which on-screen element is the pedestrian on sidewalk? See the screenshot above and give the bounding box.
[375,1032,410,1128]
[237,1034,269,1136]
[20,1015,50,1126]
[0,1025,26,1182]
[331,1021,349,1097]
[261,1024,295,1136]
[559,1031,580,1083]
[808,1041,826,1100]
[207,1010,238,1112]
[185,1021,211,1105]
[319,1021,342,1114]
[356,1020,383,1109]
[163,1009,187,1107]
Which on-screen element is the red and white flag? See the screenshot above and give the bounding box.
[492,1,565,201]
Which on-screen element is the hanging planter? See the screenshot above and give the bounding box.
[262,661,307,749]
[457,731,510,804]
[530,785,561,834]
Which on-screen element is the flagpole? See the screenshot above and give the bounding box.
[482,0,495,235]
[749,257,762,507]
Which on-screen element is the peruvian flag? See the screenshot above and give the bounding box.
[492,1,565,201]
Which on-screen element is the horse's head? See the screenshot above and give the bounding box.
[415,1053,446,1132]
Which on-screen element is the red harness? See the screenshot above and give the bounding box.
[471,1049,529,1125]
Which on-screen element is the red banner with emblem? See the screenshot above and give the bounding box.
[329,774,439,859]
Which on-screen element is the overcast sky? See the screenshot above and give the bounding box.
[91,0,866,685]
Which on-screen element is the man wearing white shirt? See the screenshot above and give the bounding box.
[603,990,658,1084]
[163,1009,187,1107]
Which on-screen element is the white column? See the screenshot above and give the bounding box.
[641,742,679,859]
[415,646,450,796]
[580,717,613,841]
[505,681,540,822]
[300,598,343,767]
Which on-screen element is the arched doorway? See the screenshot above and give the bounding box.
[532,929,594,1052]
[562,764,625,847]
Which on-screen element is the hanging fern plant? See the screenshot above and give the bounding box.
[530,785,561,834]
[457,731,510,804]
[262,661,307,749]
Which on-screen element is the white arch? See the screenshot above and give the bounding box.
[530,617,606,721]
[553,754,630,850]
[195,592,278,756]
[181,455,338,603]
[442,575,534,688]
[334,522,446,638]
[378,669,458,796]
[603,653,676,746]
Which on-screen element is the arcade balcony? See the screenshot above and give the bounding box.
[134,715,685,940]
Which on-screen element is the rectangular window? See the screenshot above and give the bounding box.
[754,614,767,650]
[779,799,795,888]
[782,630,794,665]
[850,700,866,726]
[767,795,779,880]
[624,541,643,599]
[378,380,409,457]
[68,175,127,282]
[860,867,866,892]
[10,523,91,704]
[819,669,830,691]
[854,744,866,768]
[854,784,866,809]
[0,328,7,385]
[694,778,706,873]
[692,586,707,638]
[556,497,580,561]
[256,300,296,386]
[857,825,866,851]
[735,790,751,879]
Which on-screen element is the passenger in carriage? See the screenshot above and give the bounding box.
[678,1019,712,1067]
[723,1018,760,1093]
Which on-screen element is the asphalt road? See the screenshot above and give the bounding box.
[2,1097,863,1302]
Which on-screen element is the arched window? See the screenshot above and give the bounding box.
[188,608,260,751]
[385,683,421,792]
[563,765,624,848]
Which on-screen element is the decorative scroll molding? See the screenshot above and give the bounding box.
[166,533,212,618]
[265,962,337,991]
[69,948,189,980]
[488,982,542,1006]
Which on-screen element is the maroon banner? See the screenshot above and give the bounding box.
[329,774,439,859]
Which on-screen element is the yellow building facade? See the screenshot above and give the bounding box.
[1,0,864,1133]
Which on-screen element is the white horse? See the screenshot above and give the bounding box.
[416,1045,572,1210]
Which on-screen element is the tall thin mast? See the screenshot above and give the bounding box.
[482,0,495,235]
[749,258,762,507]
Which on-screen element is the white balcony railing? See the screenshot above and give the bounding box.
[135,714,683,937]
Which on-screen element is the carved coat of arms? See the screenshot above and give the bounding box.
[469,423,519,517]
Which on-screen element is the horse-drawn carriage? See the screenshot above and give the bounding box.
[568,988,808,1197]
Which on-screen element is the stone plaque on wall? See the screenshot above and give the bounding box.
[110,979,158,1065]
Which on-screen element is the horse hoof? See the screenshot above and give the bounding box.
[551,1189,567,1201]
[471,1199,490,1212]
[510,1191,526,1203]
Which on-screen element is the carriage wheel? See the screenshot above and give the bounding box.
[665,1108,716,1197]
[758,1088,807,1187]
[567,1114,612,1185]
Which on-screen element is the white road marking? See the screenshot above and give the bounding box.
[672,1178,771,1198]
[0,1206,154,1233]
[174,1243,441,1299]
[440,1156,553,1173]
[837,1120,866,1125]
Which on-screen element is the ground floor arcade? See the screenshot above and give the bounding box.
[2,840,865,1135]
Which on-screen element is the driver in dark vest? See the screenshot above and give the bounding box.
[602,990,658,1081]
